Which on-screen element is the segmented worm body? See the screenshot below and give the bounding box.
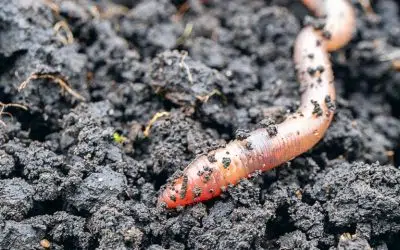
[159,0,355,209]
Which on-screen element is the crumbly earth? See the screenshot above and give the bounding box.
[1,0,400,249]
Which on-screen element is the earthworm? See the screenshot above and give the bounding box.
[158,0,355,209]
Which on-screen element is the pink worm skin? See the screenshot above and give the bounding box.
[158,0,356,209]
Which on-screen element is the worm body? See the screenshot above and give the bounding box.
[159,0,355,209]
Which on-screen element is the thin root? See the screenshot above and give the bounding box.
[358,0,377,17]
[99,4,129,19]
[196,89,227,104]
[42,0,60,13]
[88,5,101,19]
[0,112,13,119]
[179,51,193,84]
[0,103,28,111]
[172,2,190,22]
[176,23,193,46]
[54,20,74,45]
[0,102,28,127]
[339,233,355,241]
[144,111,170,137]
[18,73,86,101]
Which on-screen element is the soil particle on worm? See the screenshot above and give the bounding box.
[259,117,278,137]
[221,157,231,169]
[1,0,400,249]
[234,129,250,140]
[311,99,323,117]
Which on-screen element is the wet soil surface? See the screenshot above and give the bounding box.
[1,0,400,249]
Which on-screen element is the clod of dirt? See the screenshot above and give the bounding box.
[227,178,261,206]
[0,220,45,249]
[0,150,15,177]
[0,119,24,145]
[148,50,249,129]
[0,178,34,220]
[148,50,231,106]
[188,37,237,69]
[60,101,121,164]
[321,110,397,164]
[188,201,271,249]
[120,0,182,57]
[276,230,318,249]
[87,203,143,249]
[0,211,91,249]
[0,0,89,138]
[144,110,223,176]
[288,201,325,240]
[67,166,127,212]
[3,141,64,181]
[305,162,400,241]
[2,141,66,202]
[337,234,372,250]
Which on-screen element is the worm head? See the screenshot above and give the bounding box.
[158,176,191,209]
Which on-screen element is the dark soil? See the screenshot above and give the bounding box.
[1,0,400,249]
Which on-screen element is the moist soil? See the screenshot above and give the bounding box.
[1,0,400,249]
